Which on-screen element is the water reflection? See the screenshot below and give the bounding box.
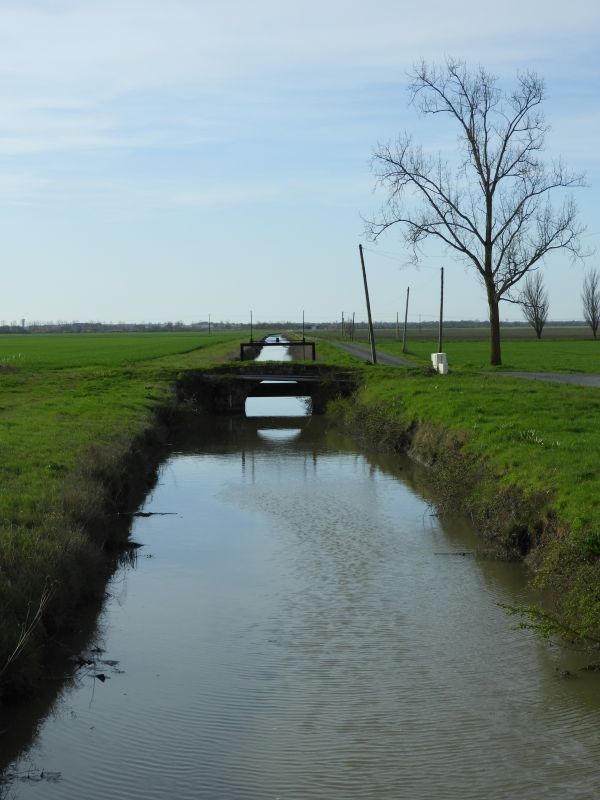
[256,428,302,443]
[254,334,292,362]
[246,335,312,418]
[245,395,311,417]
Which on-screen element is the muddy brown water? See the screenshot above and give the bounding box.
[2,339,600,799]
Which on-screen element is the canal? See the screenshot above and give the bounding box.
[2,337,600,798]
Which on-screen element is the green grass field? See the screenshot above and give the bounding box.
[328,324,594,342]
[317,326,600,372]
[0,332,244,370]
[0,331,248,521]
[385,338,600,372]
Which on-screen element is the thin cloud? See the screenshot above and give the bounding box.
[0,0,598,155]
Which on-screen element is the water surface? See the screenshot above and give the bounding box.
[2,412,600,799]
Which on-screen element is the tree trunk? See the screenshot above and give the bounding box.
[486,283,502,365]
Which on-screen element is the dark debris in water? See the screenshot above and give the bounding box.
[556,669,576,679]
[6,769,63,785]
[69,655,95,668]
[20,771,62,783]
[118,511,178,517]
[68,648,123,680]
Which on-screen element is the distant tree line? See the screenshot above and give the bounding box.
[0,315,596,336]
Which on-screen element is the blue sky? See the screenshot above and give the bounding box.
[1,0,599,325]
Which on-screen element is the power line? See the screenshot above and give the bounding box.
[362,247,445,271]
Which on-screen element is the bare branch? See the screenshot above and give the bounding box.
[519,272,549,338]
[367,58,587,364]
[582,268,600,339]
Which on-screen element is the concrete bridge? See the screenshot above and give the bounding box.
[177,364,356,414]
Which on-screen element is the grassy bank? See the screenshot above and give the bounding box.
[324,363,600,643]
[0,332,243,699]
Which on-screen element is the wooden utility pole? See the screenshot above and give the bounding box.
[402,287,410,354]
[438,267,444,353]
[351,311,355,342]
[302,310,306,360]
[359,244,377,364]
[341,311,345,339]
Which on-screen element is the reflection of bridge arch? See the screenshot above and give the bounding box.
[256,428,303,444]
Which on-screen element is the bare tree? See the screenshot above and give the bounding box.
[582,269,600,339]
[367,58,586,365]
[519,272,549,339]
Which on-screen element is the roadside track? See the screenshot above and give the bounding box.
[326,340,413,367]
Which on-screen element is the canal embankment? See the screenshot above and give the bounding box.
[326,364,600,644]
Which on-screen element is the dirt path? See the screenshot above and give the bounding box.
[327,340,414,367]
[490,370,600,387]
